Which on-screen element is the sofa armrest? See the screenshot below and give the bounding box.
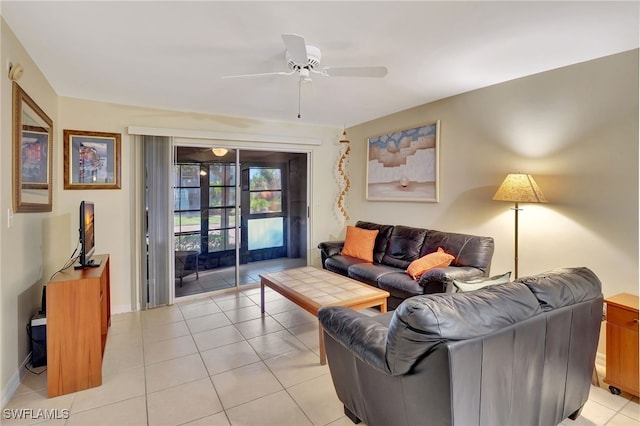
[418,266,486,293]
[318,306,391,374]
[318,240,344,264]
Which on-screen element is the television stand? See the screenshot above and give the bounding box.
[47,254,110,397]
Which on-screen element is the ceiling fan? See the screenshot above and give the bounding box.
[222,33,388,83]
[222,34,387,119]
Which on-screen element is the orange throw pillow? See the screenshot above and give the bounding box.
[406,247,454,279]
[341,226,379,262]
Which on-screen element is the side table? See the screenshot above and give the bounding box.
[604,293,639,397]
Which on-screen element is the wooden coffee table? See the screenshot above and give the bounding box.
[260,266,390,365]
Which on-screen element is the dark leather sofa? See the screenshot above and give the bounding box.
[318,221,495,309]
[318,267,603,426]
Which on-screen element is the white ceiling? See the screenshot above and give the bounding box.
[2,1,638,128]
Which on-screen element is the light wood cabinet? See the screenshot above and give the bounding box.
[46,254,111,397]
[604,293,639,397]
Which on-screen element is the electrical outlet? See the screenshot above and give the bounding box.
[7,208,13,228]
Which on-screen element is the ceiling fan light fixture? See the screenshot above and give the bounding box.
[212,148,228,157]
[286,44,321,70]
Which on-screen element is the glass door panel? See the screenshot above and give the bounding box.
[174,147,238,297]
[238,151,307,285]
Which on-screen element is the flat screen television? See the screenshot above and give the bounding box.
[76,200,99,269]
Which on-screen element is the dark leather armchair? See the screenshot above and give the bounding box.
[319,267,603,426]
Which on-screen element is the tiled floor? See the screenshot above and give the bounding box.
[5,285,639,426]
[175,258,307,298]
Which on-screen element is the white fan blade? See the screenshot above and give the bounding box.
[222,71,294,79]
[322,66,388,78]
[281,33,308,65]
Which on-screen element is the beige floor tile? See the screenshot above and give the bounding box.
[67,395,147,426]
[2,390,74,426]
[182,411,231,425]
[225,390,312,426]
[192,325,245,352]
[143,334,198,365]
[186,312,232,334]
[104,328,142,350]
[606,413,640,426]
[180,300,222,319]
[261,297,302,315]
[211,361,283,409]
[264,349,329,388]
[108,312,142,336]
[288,321,321,351]
[589,385,632,411]
[102,342,144,377]
[200,341,261,376]
[147,377,223,425]
[178,296,216,309]
[232,315,285,340]
[142,320,190,344]
[271,308,317,328]
[246,289,287,304]
[326,416,358,426]
[71,367,145,413]
[13,370,47,396]
[569,400,617,426]
[211,291,247,302]
[7,417,67,426]
[240,286,263,296]
[287,373,344,425]
[141,305,184,329]
[215,295,257,311]
[247,330,309,360]
[145,353,208,393]
[223,305,264,324]
[620,398,640,421]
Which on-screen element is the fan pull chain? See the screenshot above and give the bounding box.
[297,78,302,119]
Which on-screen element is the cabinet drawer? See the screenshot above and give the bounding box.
[608,305,639,331]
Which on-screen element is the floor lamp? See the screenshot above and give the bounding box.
[492,173,547,279]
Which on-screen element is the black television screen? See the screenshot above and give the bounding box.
[77,201,99,268]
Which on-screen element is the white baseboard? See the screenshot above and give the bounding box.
[1,353,30,409]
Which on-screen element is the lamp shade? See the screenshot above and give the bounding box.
[492,173,547,203]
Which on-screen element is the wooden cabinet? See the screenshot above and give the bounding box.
[604,293,639,397]
[46,254,111,397]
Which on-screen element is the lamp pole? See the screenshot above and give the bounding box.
[513,202,520,279]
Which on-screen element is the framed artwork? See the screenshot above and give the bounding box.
[366,120,440,202]
[63,129,121,189]
[21,129,50,189]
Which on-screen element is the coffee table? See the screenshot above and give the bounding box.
[259,266,390,365]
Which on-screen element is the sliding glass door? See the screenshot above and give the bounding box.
[173,146,308,298]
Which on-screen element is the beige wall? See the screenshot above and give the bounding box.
[1,18,60,405]
[345,50,639,299]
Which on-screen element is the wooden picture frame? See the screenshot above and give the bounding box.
[63,129,121,189]
[366,120,440,202]
[13,82,54,212]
